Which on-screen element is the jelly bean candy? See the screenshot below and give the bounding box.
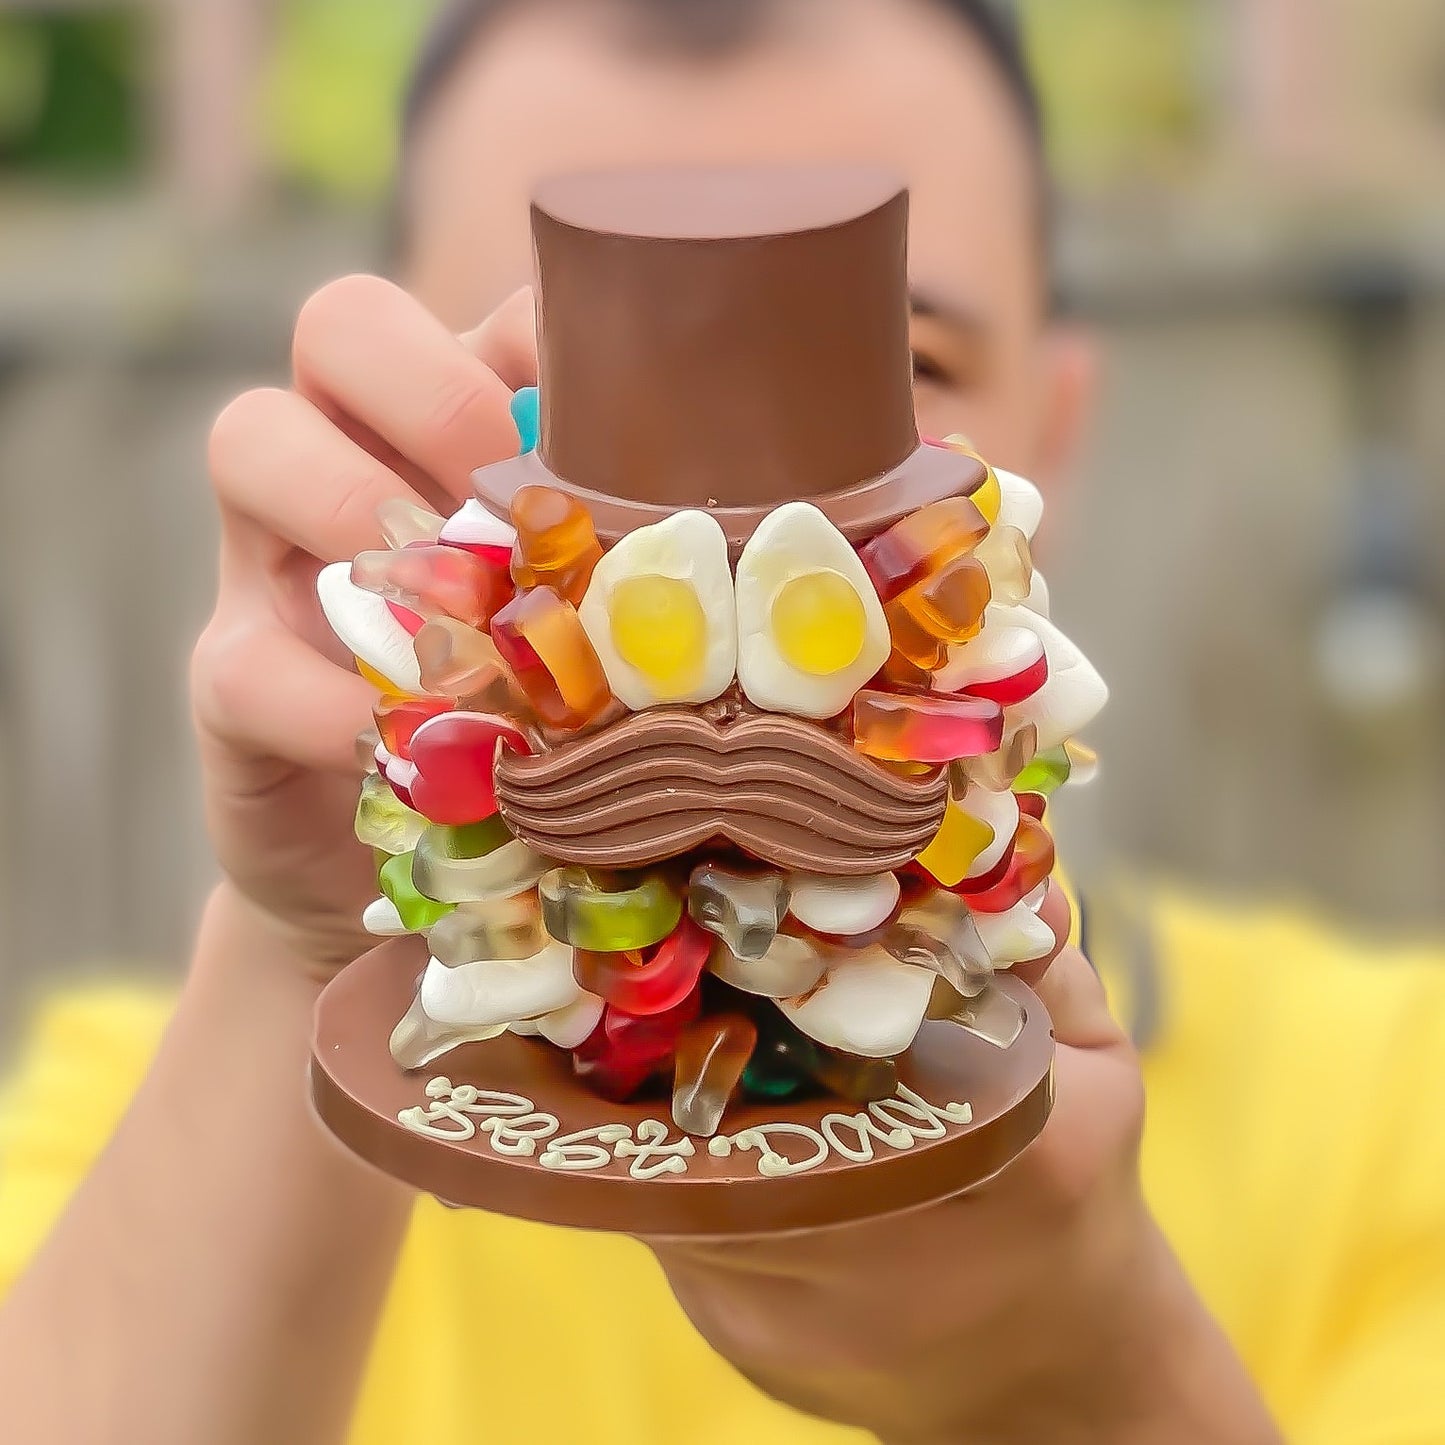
[974,899,1056,967]
[378,851,455,931]
[915,799,994,888]
[510,385,541,454]
[418,939,578,1028]
[573,987,701,1102]
[362,896,409,936]
[890,553,991,646]
[490,587,613,729]
[672,1014,757,1137]
[777,956,935,1059]
[317,562,425,694]
[935,624,1048,706]
[438,497,518,568]
[539,866,683,952]
[407,711,529,826]
[427,892,546,965]
[352,545,511,630]
[411,821,548,905]
[377,497,444,549]
[373,694,452,760]
[858,495,990,604]
[389,994,505,1070]
[687,864,790,961]
[786,872,900,936]
[956,814,1056,913]
[882,891,993,1000]
[573,916,710,1016]
[851,690,1003,764]
[509,485,603,605]
[994,605,1108,751]
[354,772,428,855]
[706,929,828,998]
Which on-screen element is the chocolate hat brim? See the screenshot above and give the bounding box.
[472,441,986,553]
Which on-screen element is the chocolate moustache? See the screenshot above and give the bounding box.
[493,708,948,876]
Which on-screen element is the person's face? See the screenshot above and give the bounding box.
[403,0,1093,493]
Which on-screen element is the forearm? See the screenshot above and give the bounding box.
[0,883,413,1445]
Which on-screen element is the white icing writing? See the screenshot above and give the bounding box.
[399,1080,972,1179]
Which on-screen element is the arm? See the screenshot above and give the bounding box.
[0,278,535,1445]
[0,887,411,1445]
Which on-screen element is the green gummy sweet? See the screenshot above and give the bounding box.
[538,867,682,952]
[354,773,427,855]
[379,851,456,929]
[1012,746,1071,797]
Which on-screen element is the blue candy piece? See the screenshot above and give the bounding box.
[510,386,540,454]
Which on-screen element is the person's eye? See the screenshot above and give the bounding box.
[911,350,952,385]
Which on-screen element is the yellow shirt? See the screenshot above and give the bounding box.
[3,888,1444,1443]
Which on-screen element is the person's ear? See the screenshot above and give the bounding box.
[1029,323,1099,494]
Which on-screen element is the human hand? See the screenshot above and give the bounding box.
[649,889,1278,1444]
[195,277,535,975]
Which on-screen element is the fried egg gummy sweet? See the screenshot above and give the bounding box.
[314,166,1107,1147]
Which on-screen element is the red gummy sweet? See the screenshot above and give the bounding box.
[958,651,1049,706]
[374,694,452,760]
[572,916,710,1016]
[955,815,1055,913]
[407,710,530,826]
[573,985,702,1102]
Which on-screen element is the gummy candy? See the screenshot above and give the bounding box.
[532,992,604,1050]
[890,553,991,646]
[935,624,1048,706]
[883,599,950,670]
[858,495,989,604]
[438,497,517,567]
[672,1014,756,1137]
[882,891,992,999]
[956,722,1039,793]
[1011,746,1070,799]
[687,864,790,961]
[1016,791,1048,821]
[974,524,1034,607]
[772,570,869,675]
[573,987,702,1102]
[931,981,1026,1049]
[995,606,1108,751]
[510,385,540,453]
[411,821,548,905]
[706,929,828,998]
[407,711,529,826]
[778,956,936,1058]
[572,915,710,1015]
[411,617,529,719]
[914,800,995,888]
[373,695,452,760]
[1064,739,1099,784]
[786,872,900,936]
[956,814,1056,913]
[490,588,612,730]
[539,867,683,952]
[851,690,1003,763]
[362,896,409,936]
[427,892,546,965]
[418,939,578,1028]
[950,781,1021,884]
[354,772,428,855]
[352,545,511,630]
[390,997,505,1070]
[378,851,455,931]
[355,726,382,774]
[509,485,603,605]
[377,497,444,549]
[973,899,1056,966]
[316,562,425,695]
[810,1044,900,1104]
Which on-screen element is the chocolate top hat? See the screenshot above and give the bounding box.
[472,166,983,548]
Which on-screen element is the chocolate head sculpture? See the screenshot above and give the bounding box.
[312,167,1107,1234]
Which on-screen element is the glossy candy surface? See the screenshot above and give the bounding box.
[573,987,702,1101]
[778,955,935,1058]
[786,872,900,936]
[411,822,548,905]
[378,851,455,931]
[890,553,991,646]
[573,915,710,1016]
[490,587,612,730]
[539,867,683,952]
[851,690,1003,763]
[915,800,995,888]
[706,929,828,998]
[378,497,444,549]
[858,495,989,603]
[672,1014,756,1137]
[427,892,546,965]
[352,545,510,630]
[687,864,790,960]
[407,711,529,825]
[883,891,993,999]
[957,814,1056,913]
[509,484,604,605]
[373,694,452,760]
[354,772,427,855]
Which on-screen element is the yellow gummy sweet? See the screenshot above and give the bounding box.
[771,569,866,676]
[971,468,1002,526]
[609,575,707,693]
[916,802,995,888]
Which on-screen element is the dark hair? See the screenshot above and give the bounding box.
[395,0,1048,259]
[403,0,1042,154]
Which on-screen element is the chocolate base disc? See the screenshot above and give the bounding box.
[311,939,1054,1238]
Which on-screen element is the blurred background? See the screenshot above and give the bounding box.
[1,0,1442,1055]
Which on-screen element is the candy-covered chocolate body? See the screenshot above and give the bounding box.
[314,167,1106,1164]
